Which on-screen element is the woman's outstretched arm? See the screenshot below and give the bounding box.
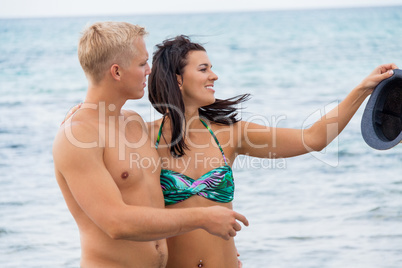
[237,63,398,158]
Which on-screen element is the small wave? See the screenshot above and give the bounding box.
[8,244,35,253]
[8,144,25,149]
[280,235,335,241]
[287,236,314,241]
[0,101,23,106]
[0,143,26,150]
[0,201,24,206]
[0,227,14,236]
[345,206,402,221]
[369,234,402,239]
[368,206,381,212]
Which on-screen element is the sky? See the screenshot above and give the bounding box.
[1,0,401,18]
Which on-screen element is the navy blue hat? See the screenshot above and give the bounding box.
[361,69,402,150]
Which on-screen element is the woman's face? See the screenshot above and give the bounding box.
[178,50,218,108]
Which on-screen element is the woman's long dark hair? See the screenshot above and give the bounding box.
[148,35,250,157]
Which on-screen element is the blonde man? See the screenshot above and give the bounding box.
[53,22,248,268]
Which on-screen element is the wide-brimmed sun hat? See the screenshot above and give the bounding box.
[361,69,402,150]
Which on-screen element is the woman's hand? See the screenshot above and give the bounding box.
[61,103,82,125]
[358,63,398,96]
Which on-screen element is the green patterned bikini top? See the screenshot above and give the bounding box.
[155,119,234,206]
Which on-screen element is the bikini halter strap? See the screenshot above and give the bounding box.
[199,119,228,164]
[155,119,163,150]
[155,118,228,164]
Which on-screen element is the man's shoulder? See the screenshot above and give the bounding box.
[53,116,100,154]
[145,118,164,137]
[147,118,162,128]
[123,109,147,123]
[122,109,141,118]
[56,112,99,139]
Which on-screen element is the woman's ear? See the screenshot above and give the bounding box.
[110,64,121,81]
[176,74,183,90]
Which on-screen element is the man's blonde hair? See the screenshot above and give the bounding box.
[78,21,147,83]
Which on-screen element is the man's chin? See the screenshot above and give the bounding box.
[130,89,145,100]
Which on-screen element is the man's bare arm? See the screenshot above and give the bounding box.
[53,121,248,241]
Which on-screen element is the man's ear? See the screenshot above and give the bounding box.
[176,74,183,90]
[110,64,121,81]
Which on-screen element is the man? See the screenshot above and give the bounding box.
[53,22,248,268]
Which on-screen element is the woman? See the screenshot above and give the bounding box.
[147,35,397,267]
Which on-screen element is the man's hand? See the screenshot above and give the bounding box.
[201,206,249,240]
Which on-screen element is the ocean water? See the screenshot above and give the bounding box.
[1,6,402,267]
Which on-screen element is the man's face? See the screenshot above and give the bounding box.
[122,37,151,99]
